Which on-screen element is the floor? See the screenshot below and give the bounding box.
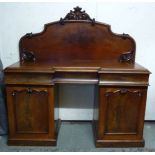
[0,122,155,152]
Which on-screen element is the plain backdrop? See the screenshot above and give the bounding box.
[0,2,154,120]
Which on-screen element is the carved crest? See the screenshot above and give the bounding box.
[60,6,95,25]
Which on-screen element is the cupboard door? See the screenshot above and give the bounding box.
[98,87,147,140]
[6,86,55,139]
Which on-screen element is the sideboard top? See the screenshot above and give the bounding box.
[4,61,150,74]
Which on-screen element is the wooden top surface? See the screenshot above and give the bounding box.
[4,61,150,74]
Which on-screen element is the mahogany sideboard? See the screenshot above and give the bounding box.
[4,7,150,147]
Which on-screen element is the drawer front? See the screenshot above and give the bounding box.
[5,73,54,85]
[53,72,98,84]
[99,73,149,86]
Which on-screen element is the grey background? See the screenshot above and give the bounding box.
[0,59,8,135]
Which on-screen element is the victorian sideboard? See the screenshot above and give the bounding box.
[4,7,150,147]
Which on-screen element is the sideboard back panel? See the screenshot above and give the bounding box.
[19,22,135,64]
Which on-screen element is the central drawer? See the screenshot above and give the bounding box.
[53,72,98,84]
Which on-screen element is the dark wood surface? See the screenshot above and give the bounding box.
[19,22,135,64]
[4,6,150,147]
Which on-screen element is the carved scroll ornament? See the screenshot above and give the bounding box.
[12,88,47,96]
[105,89,142,97]
[119,51,134,63]
[21,49,36,62]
